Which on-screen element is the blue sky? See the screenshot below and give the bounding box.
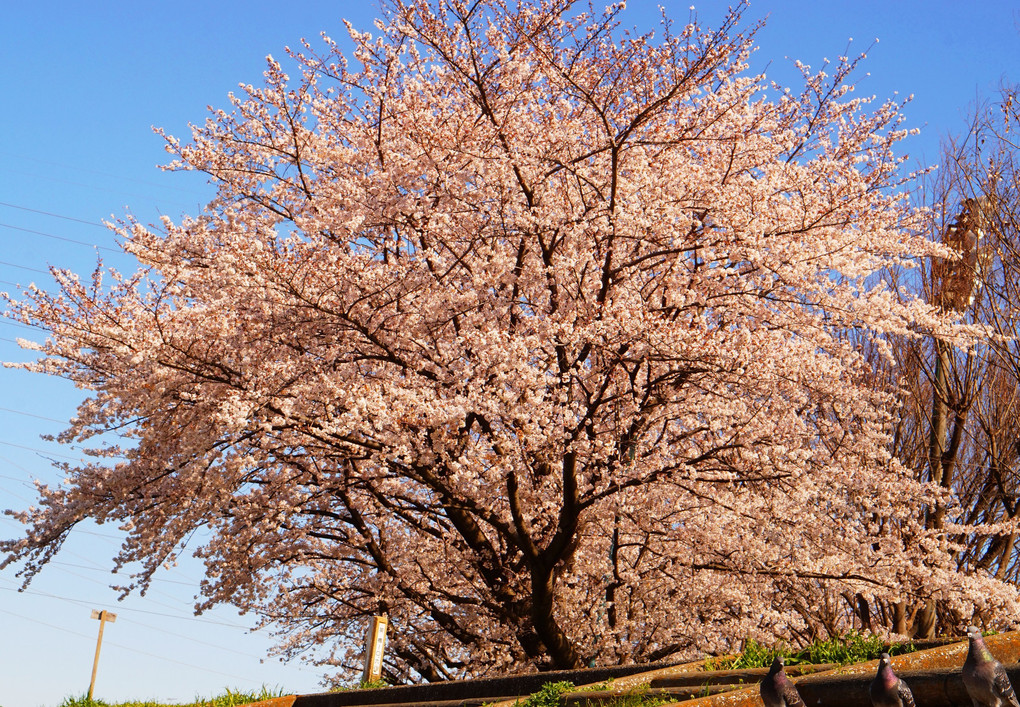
[1,2,1018,706]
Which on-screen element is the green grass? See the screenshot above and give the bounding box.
[516,679,674,707]
[519,681,576,707]
[329,678,391,692]
[705,631,918,670]
[58,686,284,707]
[600,683,675,707]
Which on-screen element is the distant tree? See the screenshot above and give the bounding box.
[879,84,1020,637]
[4,0,1017,683]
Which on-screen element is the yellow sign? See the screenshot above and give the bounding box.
[362,615,388,684]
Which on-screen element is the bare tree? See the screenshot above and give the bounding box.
[878,85,1020,637]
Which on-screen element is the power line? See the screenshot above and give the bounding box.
[0,581,252,630]
[0,405,66,424]
[0,471,36,486]
[0,604,265,684]
[5,562,224,625]
[0,318,47,332]
[129,619,272,661]
[0,448,44,474]
[1,168,201,209]
[0,514,126,542]
[0,201,109,228]
[0,604,96,641]
[103,638,267,684]
[0,516,262,631]
[3,558,251,629]
[123,612,300,664]
[14,533,254,619]
[0,336,27,344]
[0,151,209,197]
[0,478,35,506]
[50,561,200,588]
[0,438,87,461]
[0,259,49,275]
[0,515,224,600]
[0,221,120,253]
[0,398,132,444]
[0,575,323,693]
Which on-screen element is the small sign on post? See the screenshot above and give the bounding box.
[88,609,117,700]
[361,615,388,684]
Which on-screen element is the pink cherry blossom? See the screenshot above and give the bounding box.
[4,0,1018,685]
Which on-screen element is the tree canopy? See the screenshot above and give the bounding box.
[5,0,1018,684]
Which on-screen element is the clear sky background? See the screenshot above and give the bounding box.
[1,2,1018,707]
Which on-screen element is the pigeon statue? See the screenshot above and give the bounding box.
[761,656,806,707]
[963,626,1020,707]
[870,653,915,707]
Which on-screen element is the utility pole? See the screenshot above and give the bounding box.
[88,609,117,700]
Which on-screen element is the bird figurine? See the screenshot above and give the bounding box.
[870,653,915,707]
[963,626,1020,707]
[761,656,806,707]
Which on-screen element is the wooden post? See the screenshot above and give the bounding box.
[88,609,117,700]
[361,615,388,685]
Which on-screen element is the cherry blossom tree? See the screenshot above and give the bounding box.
[5,0,1019,683]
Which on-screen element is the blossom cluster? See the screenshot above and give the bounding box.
[4,0,1018,683]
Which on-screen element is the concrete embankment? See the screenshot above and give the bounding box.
[249,632,1020,707]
